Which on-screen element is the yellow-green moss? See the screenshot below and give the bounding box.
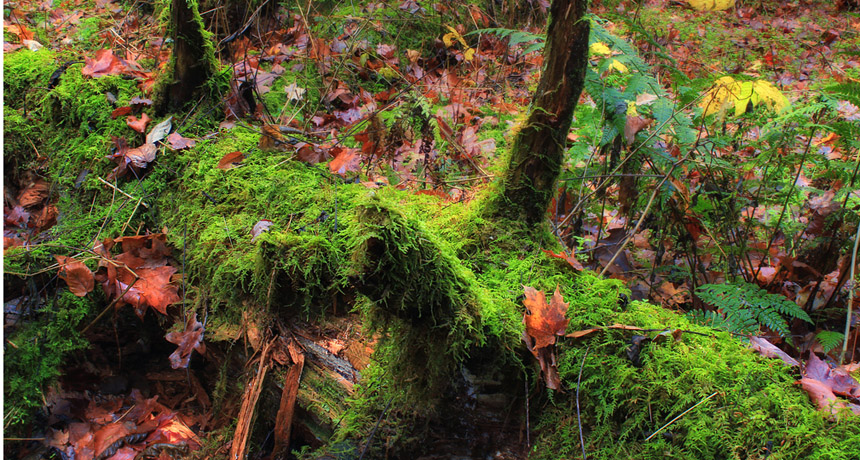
[533,287,860,459]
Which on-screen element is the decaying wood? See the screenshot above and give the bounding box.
[230,339,273,460]
[271,338,305,458]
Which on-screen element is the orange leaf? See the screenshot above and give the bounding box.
[82,49,126,78]
[5,24,34,41]
[55,255,95,297]
[523,286,569,351]
[126,113,151,133]
[217,151,245,170]
[542,248,584,271]
[328,147,361,176]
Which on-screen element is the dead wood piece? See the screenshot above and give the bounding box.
[295,335,360,384]
[231,340,273,460]
[272,338,305,458]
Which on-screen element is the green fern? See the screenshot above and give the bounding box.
[692,282,812,343]
[816,330,845,354]
[467,28,546,54]
[824,81,860,107]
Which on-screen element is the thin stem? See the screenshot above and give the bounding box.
[840,221,860,365]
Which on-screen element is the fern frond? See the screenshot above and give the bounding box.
[825,81,860,107]
[816,331,845,353]
[695,282,811,343]
[468,28,545,52]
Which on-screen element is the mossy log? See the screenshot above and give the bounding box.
[4,45,860,460]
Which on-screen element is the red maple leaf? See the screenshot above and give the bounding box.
[522,286,570,390]
[82,49,127,78]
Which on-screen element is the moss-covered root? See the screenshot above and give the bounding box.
[349,195,485,399]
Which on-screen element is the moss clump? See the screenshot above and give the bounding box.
[4,290,95,429]
[4,48,56,109]
[532,281,860,459]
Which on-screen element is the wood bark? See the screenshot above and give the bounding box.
[166,0,214,110]
[496,0,590,223]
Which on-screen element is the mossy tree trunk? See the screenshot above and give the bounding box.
[163,0,218,111]
[494,0,590,223]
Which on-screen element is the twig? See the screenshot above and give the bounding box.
[80,277,139,334]
[120,197,144,234]
[524,373,530,450]
[644,392,717,442]
[97,176,149,208]
[358,397,393,460]
[599,147,693,277]
[840,220,860,365]
[576,346,590,460]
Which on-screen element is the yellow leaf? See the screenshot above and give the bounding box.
[700,76,789,118]
[699,76,740,117]
[688,0,735,11]
[464,48,475,61]
[444,25,468,48]
[752,80,789,113]
[626,101,638,116]
[589,42,612,56]
[443,32,457,48]
[733,81,757,116]
[607,59,628,73]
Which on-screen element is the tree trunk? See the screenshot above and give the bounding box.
[164,0,217,111]
[494,0,590,223]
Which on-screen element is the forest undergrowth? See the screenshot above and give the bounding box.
[4,0,860,458]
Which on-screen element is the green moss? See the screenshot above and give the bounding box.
[3,48,56,109]
[4,291,95,430]
[532,295,860,459]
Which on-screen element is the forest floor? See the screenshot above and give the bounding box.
[4,0,860,459]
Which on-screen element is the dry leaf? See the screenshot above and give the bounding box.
[217,151,245,170]
[166,132,196,150]
[126,113,151,133]
[56,255,95,297]
[165,313,206,369]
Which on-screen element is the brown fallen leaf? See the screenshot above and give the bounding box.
[542,248,584,271]
[126,143,157,168]
[17,178,50,209]
[796,353,860,418]
[329,146,361,176]
[82,49,126,78]
[166,132,196,150]
[296,143,330,164]
[523,286,569,350]
[523,286,570,390]
[110,106,132,119]
[624,115,652,145]
[748,335,799,367]
[126,113,151,133]
[165,313,206,369]
[55,255,95,297]
[259,124,286,151]
[217,151,245,170]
